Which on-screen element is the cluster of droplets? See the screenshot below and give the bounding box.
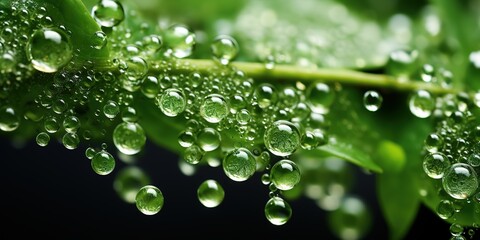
[418,91,480,237]
[0,0,371,231]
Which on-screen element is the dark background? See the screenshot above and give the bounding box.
[0,136,450,239]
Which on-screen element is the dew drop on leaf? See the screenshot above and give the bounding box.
[223,148,256,182]
[363,90,383,112]
[91,0,125,27]
[264,120,301,157]
[26,28,72,73]
[264,196,292,226]
[270,159,301,191]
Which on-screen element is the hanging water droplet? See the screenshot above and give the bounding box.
[184,145,204,165]
[211,35,239,65]
[223,148,256,182]
[135,185,164,215]
[270,159,301,191]
[409,90,435,118]
[26,28,72,73]
[306,82,335,114]
[155,88,186,117]
[85,147,97,159]
[197,179,225,208]
[91,0,125,27]
[164,24,196,58]
[264,120,301,157]
[113,122,146,155]
[114,166,150,204]
[264,196,292,226]
[197,127,221,152]
[178,130,195,148]
[450,223,464,237]
[363,90,383,112]
[44,116,60,133]
[200,94,229,123]
[0,106,19,132]
[121,107,138,122]
[423,152,450,179]
[442,163,478,199]
[91,150,116,175]
[62,132,80,150]
[35,132,50,147]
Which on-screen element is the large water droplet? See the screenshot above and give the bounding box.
[270,159,301,191]
[264,196,292,226]
[264,120,301,157]
[0,106,19,132]
[197,179,225,208]
[200,94,229,123]
[113,122,146,155]
[363,90,383,112]
[91,150,116,175]
[211,35,239,65]
[409,90,435,118]
[91,0,125,27]
[197,127,221,152]
[26,28,72,73]
[223,148,256,182]
[306,82,335,114]
[135,185,164,215]
[164,24,196,58]
[423,152,450,179]
[156,88,186,117]
[442,163,478,199]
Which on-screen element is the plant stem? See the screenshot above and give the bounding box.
[149,59,458,94]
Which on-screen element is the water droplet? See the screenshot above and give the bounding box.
[91,0,125,27]
[261,173,271,185]
[44,117,60,133]
[443,163,478,199]
[62,132,80,150]
[91,150,115,175]
[122,57,148,92]
[386,49,419,79]
[197,127,221,152]
[306,82,335,114]
[85,147,97,159]
[164,24,196,58]
[184,145,204,165]
[141,76,160,98]
[423,152,450,179]
[425,133,443,153]
[135,185,164,215]
[264,196,292,226]
[26,28,72,73]
[468,154,480,167]
[114,166,150,203]
[35,132,50,147]
[197,179,225,208]
[0,106,19,132]
[113,122,146,155]
[200,94,229,123]
[270,159,301,191]
[223,148,256,182]
[91,31,107,49]
[236,109,251,125]
[178,130,195,148]
[363,90,383,112]
[63,116,80,133]
[437,199,454,219]
[450,223,464,236]
[103,100,120,119]
[254,83,277,108]
[156,88,186,117]
[264,120,301,157]
[409,90,435,118]
[143,35,163,55]
[211,35,239,65]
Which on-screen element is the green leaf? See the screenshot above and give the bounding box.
[377,170,420,240]
[42,0,110,64]
[316,142,382,173]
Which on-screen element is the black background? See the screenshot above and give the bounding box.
[0,136,451,239]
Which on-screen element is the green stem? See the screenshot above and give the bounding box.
[121,58,459,95]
